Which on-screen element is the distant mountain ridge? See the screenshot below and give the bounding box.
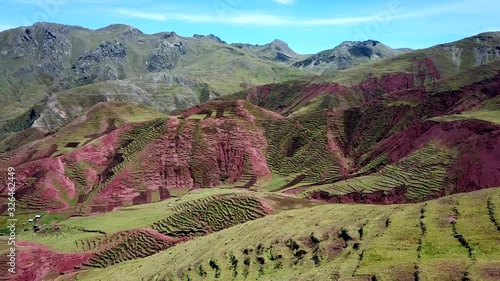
[0,22,309,125]
[292,39,411,70]
[1,26,500,281]
[231,39,308,63]
[2,22,499,138]
[0,22,408,134]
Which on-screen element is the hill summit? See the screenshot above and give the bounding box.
[293,39,411,69]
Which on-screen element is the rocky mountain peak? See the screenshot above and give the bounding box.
[267,39,292,53]
[192,34,225,44]
[293,39,398,69]
[476,31,500,38]
[98,24,138,32]
[31,22,87,33]
[270,39,287,46]
[263,39,299,61]
[336,40,381,49]
[207,34,225,44]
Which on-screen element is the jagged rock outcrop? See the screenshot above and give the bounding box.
[76,40,128,64]
[72,40,128,85]
[0,22,305,129]
[442,45,464,68]
[231,39,304,63]
[145,39,187,71]
[474,46,500,66]
[37,27,73,76]
[293,40,407,70]
[207,34,225,43]
[7,24,73,86]
[193,33,225,43]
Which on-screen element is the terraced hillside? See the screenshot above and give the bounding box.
[0,189,318,279]
[234,62,500,200]
[2,68,499,216]
[152,194,270,237]
[81,229,187,268]
[263,110,343,183]
[1,31,499,281]
[0,100,277,215]
[56,187,500,281]
[304,143,456,202]
[234,33,500,118]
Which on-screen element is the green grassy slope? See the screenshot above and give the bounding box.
[320,32,500,86]
[292,40,409,72]
[304,143,457,201]
[0,22,311,130]
[12,189,316,253]
[431,96,500,125]
[227,35,500,120]
[65,187,500,281]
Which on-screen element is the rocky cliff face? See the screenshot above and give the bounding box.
[0,22,307,129]
[231,39,306,63]
[1,101,272,214]
[4,23,76,95]
[36,27,73,77]
[146,38,187,72]
[72,40,128,85]
[292,40,408,70]
[435,32,500,72]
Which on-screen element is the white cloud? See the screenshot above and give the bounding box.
[116,9,167,21]
[0,25,15,31]
[14,0,117,4]
[484,27,500,32]
[302,16,380,26]
[116,8,288,25]
[272,0,297,5]
[116,9,386,26]
[226,14,291,25]
[115,1,486,27]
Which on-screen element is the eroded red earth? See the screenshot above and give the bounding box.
[1,58,500,281]
[9,242,92,281]
[1,64,499,214]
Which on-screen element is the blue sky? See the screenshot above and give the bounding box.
[1,0,499,54]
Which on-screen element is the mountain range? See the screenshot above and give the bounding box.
[0,22,499,281]
[0,22,414,132]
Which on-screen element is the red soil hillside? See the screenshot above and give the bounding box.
[0,229,186,280]
[0,101,272,214]
[372,119,500,194]
[278,71,500,201]
[0,242,92,281]
[253,71,500,202]
[2,193,276,280]
[1,68,500,214]
[238,56,443,116]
